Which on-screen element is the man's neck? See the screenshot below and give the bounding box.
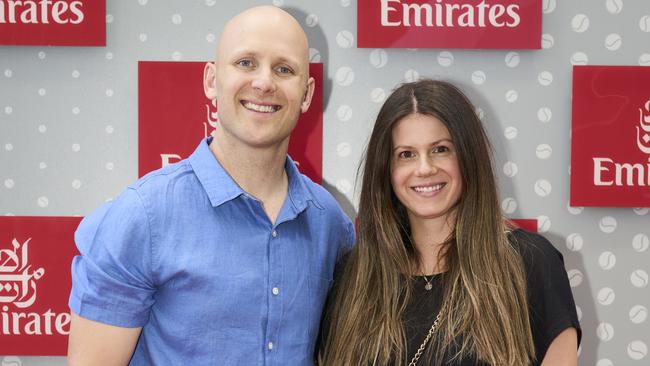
[209,133,289,224]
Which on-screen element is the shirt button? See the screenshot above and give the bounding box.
[272,230,278,238]
[272,287,279,295]
[268,342,274,350]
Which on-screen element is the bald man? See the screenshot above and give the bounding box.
[67,6,354,365]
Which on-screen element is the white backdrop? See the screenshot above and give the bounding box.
[1,0,649,364]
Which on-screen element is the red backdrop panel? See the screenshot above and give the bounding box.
[138,61,323,183]
[0,0,105,46]
[0,216,81,355]
[571,66,650,207]
[357,0,541,49]
[509,218,538,233]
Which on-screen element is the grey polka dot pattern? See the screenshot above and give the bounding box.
[1,0,648,364]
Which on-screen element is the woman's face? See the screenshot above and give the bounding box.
[390,113,462,226]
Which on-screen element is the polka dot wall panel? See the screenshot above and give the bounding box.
[1,0,648,364]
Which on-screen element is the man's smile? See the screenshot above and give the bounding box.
[241,100,282,113]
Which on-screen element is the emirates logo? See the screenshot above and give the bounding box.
[204,99,218,139]
[0,238,45,308]
[636,100,650,154]
[0,1,85,25]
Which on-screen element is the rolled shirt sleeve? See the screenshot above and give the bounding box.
[69,187,156,328]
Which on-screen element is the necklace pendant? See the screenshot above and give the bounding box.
[425,282,433,291]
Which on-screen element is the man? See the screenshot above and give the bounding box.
[67,6,354,365]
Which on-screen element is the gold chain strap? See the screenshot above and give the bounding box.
[407,306,444,366]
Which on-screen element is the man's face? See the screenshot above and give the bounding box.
[205,8,314,150]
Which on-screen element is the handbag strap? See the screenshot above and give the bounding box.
[408,305,445,366]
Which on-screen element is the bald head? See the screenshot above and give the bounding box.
[215,6,309,66]
[202,5,316,151]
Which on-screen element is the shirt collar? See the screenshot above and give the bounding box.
[188,137,244,207]
[188,138,323,211]
[285,154,324,213]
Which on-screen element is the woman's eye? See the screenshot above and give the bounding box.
[398,151,415,159]
[433,146,450,153]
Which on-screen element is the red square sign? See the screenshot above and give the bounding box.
[0,216,81,355]
[571,66,650,207]
[138,62,323,183]
[510,218,537,233]
[0,0,105,46]
[357,0,541,49]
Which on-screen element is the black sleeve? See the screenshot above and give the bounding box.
[511,229,582,363]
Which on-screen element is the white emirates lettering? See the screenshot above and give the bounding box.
[0,0,84,25]
[1,306,71,335]
[380,0,521,28]
[160,153,182,168]
[593,157,650,186]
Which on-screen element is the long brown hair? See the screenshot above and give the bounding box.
[321,80,534,365]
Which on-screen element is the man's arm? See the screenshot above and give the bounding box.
[67,312,142,366]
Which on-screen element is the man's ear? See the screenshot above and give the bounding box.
[203,62,218,100]
[300,76,316,113]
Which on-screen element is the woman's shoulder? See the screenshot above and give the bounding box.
[507,231,582,355]
[507,229,566,274]
[508,229,562,257]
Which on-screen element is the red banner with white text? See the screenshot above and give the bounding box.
[0,0,105,46]
[571,66,650,207]
[357,0,541,49]
[0,216,80,355]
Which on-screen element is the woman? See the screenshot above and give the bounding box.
[319,80,580,365]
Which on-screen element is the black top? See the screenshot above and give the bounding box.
[320,229,582,365]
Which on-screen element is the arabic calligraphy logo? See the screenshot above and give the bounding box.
[637,100,650,154]
[204,99,218,138]
[0,238,44,308]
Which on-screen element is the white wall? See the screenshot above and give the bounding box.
[1,0,649,364]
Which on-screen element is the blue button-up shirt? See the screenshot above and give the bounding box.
[69,138,355,365]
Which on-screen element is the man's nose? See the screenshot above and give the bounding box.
[251,67,276,94]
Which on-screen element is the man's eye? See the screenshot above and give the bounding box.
[236,59,253,67]
[276,65,294,74]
